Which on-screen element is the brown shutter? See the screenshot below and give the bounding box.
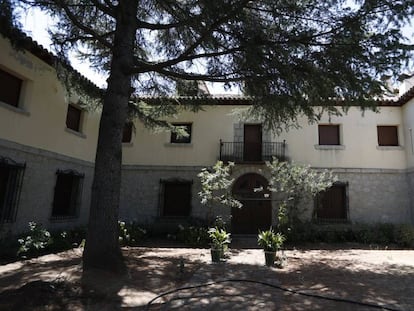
[318,125,340,145]
[0,69,22,107]
[122,123,133,143]
[66,105,82,131]
[377,126,398,146]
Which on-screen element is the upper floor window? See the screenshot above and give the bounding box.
[0,68,22,108]
[318,124,340,145]
[122,122,133,143]
[0,156,25,224]
[66,104,83,132]
[377,126,398,146]
[170,123,192,144]
[51,169,84,219]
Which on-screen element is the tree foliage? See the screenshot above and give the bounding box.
[15,0,414,129]
[198,161,242,209]
[267,159,337,237]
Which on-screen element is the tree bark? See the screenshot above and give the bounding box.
[83,0,138,273]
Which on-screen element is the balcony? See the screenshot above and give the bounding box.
[219,140,286,163]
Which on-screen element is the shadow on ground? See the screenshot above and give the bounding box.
[149,261,413,311]
[0,247,412,311]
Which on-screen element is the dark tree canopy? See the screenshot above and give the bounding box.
[14,0,414,127]
[7,0,414,273]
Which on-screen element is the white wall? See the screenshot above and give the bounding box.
[277,107,406,169]
[0,36,100,163]
[123,105,240,166]
[123,105,408,169]
[402,99,414,169]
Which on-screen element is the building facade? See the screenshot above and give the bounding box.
[1,29,414,235]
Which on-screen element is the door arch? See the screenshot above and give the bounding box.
[231,173,272,234]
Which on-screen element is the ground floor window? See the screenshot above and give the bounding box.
[0,157,25,223]
[160,180,192,217]
[315,183,348,222]
[51,170,84,219]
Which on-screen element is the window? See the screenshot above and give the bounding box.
[377,126,399,146]
[122,122,133,143]
[161,180,192,217]
[0,157,25,223]
[52,170,84,219]
[170,123,192,144]
[66,104,82,132]
[315,183,347,222]
[318,125,340,145]
[0,68,22,107]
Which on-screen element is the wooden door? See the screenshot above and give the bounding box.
[244,124,262,161]
[232,173,271,234]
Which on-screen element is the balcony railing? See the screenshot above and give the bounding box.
[219,140,286,163]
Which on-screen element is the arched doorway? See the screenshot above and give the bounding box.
[232,173,272,234]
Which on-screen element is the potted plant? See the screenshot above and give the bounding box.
[208,227,231,262]
[257,228,285,266]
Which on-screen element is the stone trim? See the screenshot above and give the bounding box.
[314,144,345,150]
[64,127,87,139]
[313,167,408,174]
[122,164,205,171]
[163,143,194,148]
[376,145,404,151]
[0,138,94,167]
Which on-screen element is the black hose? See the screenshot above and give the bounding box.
[145,278,403,311]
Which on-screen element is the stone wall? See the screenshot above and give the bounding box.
[120,165,232,227]
[3,140,413,235]
[0,138,94,234]
[334,168,411,224]
[120,164,413,229]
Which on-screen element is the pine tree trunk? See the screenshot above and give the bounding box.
[83,0,138,273]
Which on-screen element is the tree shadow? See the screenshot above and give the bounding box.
[0,247,412,310]
[146,252,414,311]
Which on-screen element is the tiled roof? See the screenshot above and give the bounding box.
[137,94,254,105]
[396,85,414,106]
[0,18,101,94]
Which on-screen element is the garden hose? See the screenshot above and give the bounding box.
[145,278,403,311]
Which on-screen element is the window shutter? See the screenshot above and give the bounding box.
[377,126,398,146]
[319,125,340,145]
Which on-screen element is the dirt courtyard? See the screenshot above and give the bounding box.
[0,245,413,310]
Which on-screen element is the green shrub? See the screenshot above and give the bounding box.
[49,226,86,251]
[17,222,52,257]
[394,224,414,247]
[118,221,147,246]
[177,225,209,247]
[285,222,414,247]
